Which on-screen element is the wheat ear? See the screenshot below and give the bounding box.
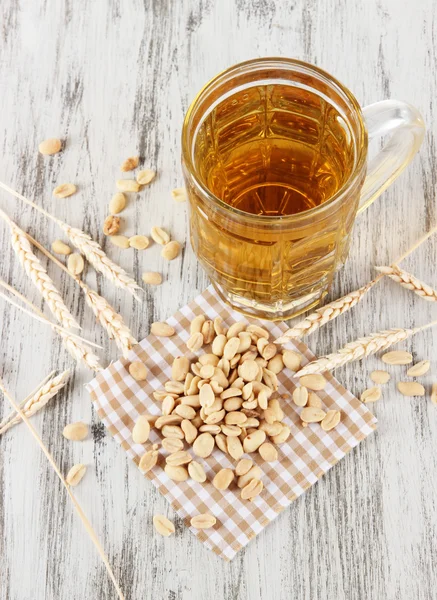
[0,376,125,600]
[26,233,138,357]
[0,208,80,330]
[0,180,141,301]
[295,318,437,376]
[0,281,103,372]
[0,370,70,435]
[275,277,382,343]
[376,265,437,302]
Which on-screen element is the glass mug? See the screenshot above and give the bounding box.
[182,58,424,321]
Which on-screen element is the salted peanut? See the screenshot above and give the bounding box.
[53,183,76,198]
[257,338,268,355]
[213,316,225,335]
[211,367,229,388]
[199,424,221,434]
[173,405,195,420]
[66,463,87,486]
[110,235,130,249]
[431,383,437,405]
[185,375,200,396]
[121,156,139,172]
[109,192,126,214]
[136,169,156,185]
[241,382,253,400]
[39,138,62,155]
[225,322,245,339]
[129,235,150,250]
[235,458,253,476]
[225,411,247,425]
[151,322,175,337]
[201,320,215,344]
[199,383,215,408]
[292,386,308,407]
[321,410,341,431]
[271,424,291,444]
[162,396,175,416]
[245,417,260,428]
[221,424,242,437]
[179,419,197,444]
[166,450,192,466]
[263,368,278,391]
[307,392,322,408]
[190,315,205,334]
[255,390,267,410]
[210,380,224,395]
[240,350,258,364]
[282,350,302,371]
[187,332,204,352]
[263,408,276,425]
[199,364,214,379]
[267,354,284,374]
[222,435,242,460]
[198,353,219,367]
[153,514,175,536]
[255,357,268,369]
[139,449,159,473]
[162,240,181,260]
[242,400,257,410]
[187,461,206,483]
[161,438,184,453]
[210,334,225,357]
[63,421,88,441]
[223,337,240,361]
[238,360,259,382]
[243,430,266,453]
[241,478,263,500]
[259,442,278,462]
[260,342,277,360]
[237,465,263,488]
[301,407,326,423]
[382,350,413,365]
[67,253,84,275]
[129,361,148,381]
[269,399,284,421]
[149,226,169,246]
[103,215,121,236]
[237,332,252,353]
[370,370,391,384]
[361,386,381,403]
[52,239,71,255]
[132,415,151,444]
[220,387,242,400]
[190,513,216,529]
[397,381,425,396]
[259,421,283,436]
[153,389,174,402]
[216,360,230,379]
[116,179,140,193]
[155,415,183,429]
[172,356,189,381]
[203,397,223,415]
[299,374,327,391]
[171,187,187,202]
[165,381,184,394]
[161,425,184,439]
[180,395,201,408]
[407,360,430,377]
[211,434,225,455]
[213,468,234,490]
[246,324,269,339]
[205,409,225,425]
[164,464,189,481]
[193,433,215,458]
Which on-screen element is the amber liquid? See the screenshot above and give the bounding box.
[187,82,361,319]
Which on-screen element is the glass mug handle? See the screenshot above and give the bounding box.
[358,100,425,214]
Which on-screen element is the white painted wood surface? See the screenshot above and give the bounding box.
[1,1,436,598]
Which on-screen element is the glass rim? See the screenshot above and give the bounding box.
[181,57,368,223]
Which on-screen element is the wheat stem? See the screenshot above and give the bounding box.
[0,376,125,600]
[0,180,141,300]
[0,370,70,435]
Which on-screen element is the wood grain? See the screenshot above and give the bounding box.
[1,0,437,599]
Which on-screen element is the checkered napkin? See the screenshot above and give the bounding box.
[87,286,377,561]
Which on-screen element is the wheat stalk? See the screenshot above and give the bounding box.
[0,375,125,600]
[0,180,141,301]
[376,265,437,302]
[0,208,80,330]
[275,277,382,343]
[26,233,138,357]
[295,319,437,376]
[0,370,70,435]
[0,281,103,371]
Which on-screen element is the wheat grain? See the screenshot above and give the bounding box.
[80,282,137,357]
[295,327,417,376]
[0,370,70,435]
[275,277,381,343]
[376,265,437,302]
[59,331,103,372]
[0,377,124,600]
[0,209,80,330]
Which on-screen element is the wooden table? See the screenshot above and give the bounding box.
[1,1,436,598]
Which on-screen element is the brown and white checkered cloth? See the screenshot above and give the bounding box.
[87,286,377,561]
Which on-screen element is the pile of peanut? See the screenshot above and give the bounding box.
[129,316,342,507]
